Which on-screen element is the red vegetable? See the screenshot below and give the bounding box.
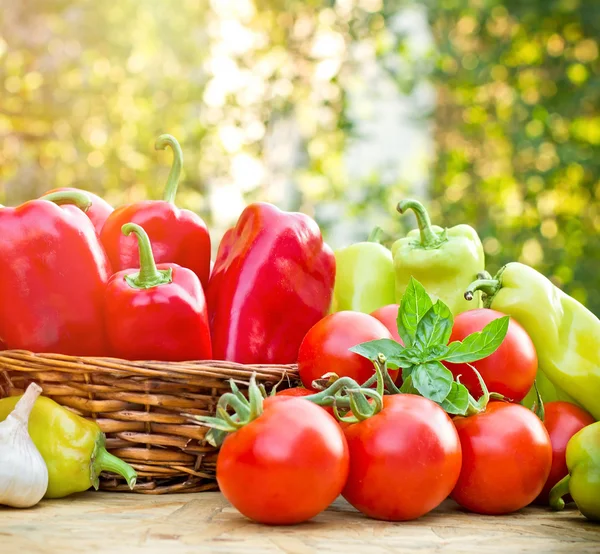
[207,202,335,364]
[0,191,111,355]
[217,396,349,525]
[370,304,403,343]
[451,402,552,514]
[446,308,537,402]
[298,311,396,390]
[42,187,114,235]
[536,401,595,504]
[100,135,211,289]
[342,394,462,521]
[104,223,212,361]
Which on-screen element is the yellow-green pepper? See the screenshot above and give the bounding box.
[0,394,137,498]
[331,227,395,314]
[392,199,485,314]
[522,368,581,410]
[465,262,600,420]
[550,421,600,521]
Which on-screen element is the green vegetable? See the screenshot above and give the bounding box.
[331,227,395,314]
[0,394,137,498]
[550,421,600,522]
[351,277,509,415]
[465,261,600,420]
[392,199,485,315]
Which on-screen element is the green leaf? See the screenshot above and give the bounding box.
[402,364,416,383]
[399,374,419,394]
[440,381,470,415]
[388,347,424,368]
[411,361,454,403]
[444,316,510,364]
[427,344,450,360]
[414,300,454,351]
[397,277,433,347]
[349,339,405,366]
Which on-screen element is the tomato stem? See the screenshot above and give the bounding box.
[530,380,545,421]
[464,364,491,416]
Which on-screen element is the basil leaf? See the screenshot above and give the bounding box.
[414,300,454,352]
[444,316,510,363]
[388,347,424,368]
[427,344,450,361]
[402,364,416,383]
[350,339,405,366]
[411,361,454,403]
[397,277,433,347]
[399,374,419,394]
[440,381,470,415]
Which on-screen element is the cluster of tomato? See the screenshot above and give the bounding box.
[213,308,594,525]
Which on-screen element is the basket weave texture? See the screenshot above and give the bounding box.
[0,350,299,494]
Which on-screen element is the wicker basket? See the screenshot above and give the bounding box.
[0,350,300,494]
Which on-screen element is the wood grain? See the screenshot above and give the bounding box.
[1,492,598,554]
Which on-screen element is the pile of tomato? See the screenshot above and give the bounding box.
[210,308,594,525]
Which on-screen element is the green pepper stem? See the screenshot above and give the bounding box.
[155,134,183,204]
[367,227,384,244]
[464,279,500,302]
[42,190,92,213]
[122,223,173,290]
[94,447,137,490]
[549,474,570,511]
[397,199,446,248]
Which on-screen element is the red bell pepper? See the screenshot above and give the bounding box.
[207,202,336,364]
[104,223,212,361]
[100,135,211,289]
[0,191,111,355]
[42,187,114,235]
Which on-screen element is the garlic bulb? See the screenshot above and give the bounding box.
[0,383,49,508]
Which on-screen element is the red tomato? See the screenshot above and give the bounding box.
[342,394,462,521]
[536,401,595,504]
[370,304,403,344]
[298,311,395,390]
[276,387,335,416]
[216,396,349,525]
[446,309,537,402]
[451,402,552,514]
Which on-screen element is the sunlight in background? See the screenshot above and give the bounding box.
[0,0,598,313]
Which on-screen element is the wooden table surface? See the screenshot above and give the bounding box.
[2,491,599,554]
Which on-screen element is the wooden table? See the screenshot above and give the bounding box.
[2,492,599,553]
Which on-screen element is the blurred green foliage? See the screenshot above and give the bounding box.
[0,0,598,314]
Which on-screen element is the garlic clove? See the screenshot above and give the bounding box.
[0,383,49,508]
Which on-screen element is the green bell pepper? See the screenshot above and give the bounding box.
[392,199,485,314]
[550,421,600,521]
[465,262,600,421]
[331,227,395,314]
[0,393,137,498]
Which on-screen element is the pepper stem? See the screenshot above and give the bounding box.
[122,223,173,290]
[42,190,92,212]
[367,226,384,244]
[10,383,42,425]
[549,474,570,511]
[397,199,447,249]
[464,278,500,302]
[155,134,183,204]
[93,447,138,490]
